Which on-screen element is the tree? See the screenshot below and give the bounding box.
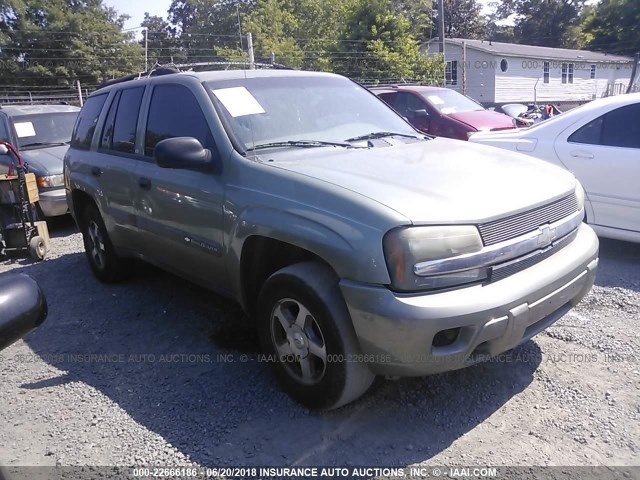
[0,0,143,86]
[582,0,640,55]
[339,0,444,82]
[496,0,586,48]
[140,13,186,67]
[167,0,251,62]
[434,0,486,40]
[391,0,432,42]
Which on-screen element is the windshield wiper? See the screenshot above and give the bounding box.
[344,131,423,142]
[21,142,68,149]
[245,140,359,152]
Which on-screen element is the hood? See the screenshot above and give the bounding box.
[447,110,515,131]
[20,145,69,175]
[265,138,576,224]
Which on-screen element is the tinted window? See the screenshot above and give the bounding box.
[100,91,120,150]
[568,104,640,149]
[394,93,426,120]
[145,85,214,157]
[71,94,107,149]
[568,117,603,145]
[601,104,640,149]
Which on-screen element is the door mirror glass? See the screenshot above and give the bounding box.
[154,137,213,170]
[0,274,47,352]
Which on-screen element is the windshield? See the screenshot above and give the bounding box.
[11,112,78,149]
[206,75,418,151]
[421,90,485,114]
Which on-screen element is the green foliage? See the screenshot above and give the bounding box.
[582,0,640,55]
[0,0,143,86]
[497,0,586,48]
[436,0,486,40]
[141,13,186,67]
[339,0,443,82]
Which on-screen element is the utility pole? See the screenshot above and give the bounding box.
[247,32,255,70]
[627,52,639,93]
[144,28,149,72]
[462,41,467,95]
[438,0,446,84]
[76,80,83,107]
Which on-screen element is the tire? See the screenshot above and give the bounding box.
[28,235,46,261]
[257,261,374,409]
[81,203,132,283]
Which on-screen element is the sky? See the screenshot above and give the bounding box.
[104,0,173,31]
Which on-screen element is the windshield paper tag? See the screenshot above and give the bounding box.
[427,95,444,105]
[14,122,36,138]
[212,87,265,117]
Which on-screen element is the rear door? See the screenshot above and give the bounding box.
[554,102,640,233]
[134,83,227,290]
[92,86,147,249]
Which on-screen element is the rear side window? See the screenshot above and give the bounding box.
[100,87,144,154]
[144,84,214,157]
[569,103,640,149]
[71,94,107,150]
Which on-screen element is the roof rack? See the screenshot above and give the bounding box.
[98,66,181,89]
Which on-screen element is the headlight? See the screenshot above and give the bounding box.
[575,181,585,211]
[36,174,64,188]
[383,226,486,292]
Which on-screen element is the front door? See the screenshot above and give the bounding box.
[134,83,227,291]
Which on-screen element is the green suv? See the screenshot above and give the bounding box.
[64,70,598,409]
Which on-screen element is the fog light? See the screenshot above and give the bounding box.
[432,327,461,347]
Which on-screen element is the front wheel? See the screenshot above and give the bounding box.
[257,262,374,409]
[81,204,132,283]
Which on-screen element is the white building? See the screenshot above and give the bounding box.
[422,38,635,106]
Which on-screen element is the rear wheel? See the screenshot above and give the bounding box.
[257,262,374,409]
[81,204,132,282]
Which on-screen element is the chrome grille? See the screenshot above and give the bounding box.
[478,193,578,246]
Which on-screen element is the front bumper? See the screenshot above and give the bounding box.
[340,223,599,376]
[38,187,70,217]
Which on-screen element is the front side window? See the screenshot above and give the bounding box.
[145,84,214,157]
[393,93,426,120]
[601,104,640,149]
[71,94,107,150]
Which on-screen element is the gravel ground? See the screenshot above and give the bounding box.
[0,217,638,469]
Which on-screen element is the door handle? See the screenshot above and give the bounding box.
[90,166,101,177]
[569,150,594,159]
[138,177,151,190]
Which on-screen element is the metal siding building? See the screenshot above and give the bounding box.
[422,39,634,106]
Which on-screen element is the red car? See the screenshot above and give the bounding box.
[371,85,516,140]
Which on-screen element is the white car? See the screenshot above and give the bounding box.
[470,93,640,243]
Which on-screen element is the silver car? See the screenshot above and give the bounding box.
[0,105,79,217]
[64,70,598,409]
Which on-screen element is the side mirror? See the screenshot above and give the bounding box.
[0,144,9,155]
[154,137,213,170]
[0,274,47,352]
[414,109,430,119]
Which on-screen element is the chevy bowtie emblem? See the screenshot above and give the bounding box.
[537,224,556,247]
